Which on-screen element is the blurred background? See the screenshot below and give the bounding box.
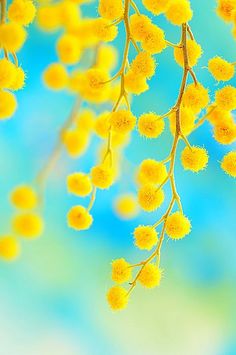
[0,0,236,354]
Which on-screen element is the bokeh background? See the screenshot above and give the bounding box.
[0,0,236,354]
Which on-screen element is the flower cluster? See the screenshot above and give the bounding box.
[7,0,234,311]
[0,0,36,120]
[0,184,44,261]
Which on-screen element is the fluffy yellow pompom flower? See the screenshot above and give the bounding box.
[169,106,196,136]
[98,0,123,21]
[114,194,139,220]
[76,109,95,132]
[206,105,232,125]
[96,45,117,72]
[138,159,168,185]
[67,205,93,231]
[165,211,191,240]
[110,110,136,134]
[9,67,25,91]
[181,146,209,172]
[93,18,118,42]
[94,111,110,138]
[138,184,164,212]
[216,0,236,22]
[56,34,81,65]
[0,236,20,261]
[221,151,236,177]
[91,164,114,189]
[0,23,26,52]
[12,213,44,238]
[79,68,110,103]
[10,185,37,209]
[130,51,156,79]
[215,85,236,111]
[107,286,128,311]
[208,57,235,81]
[174,39,202,67]
[165,0,192,25]
[0,90,17,120]
[62,130,89,157]
[43,63,68,90]
[111,258,132,283]
[67,173,92,197]
[130,14,151,41]
[138,264,162,288]
[133,225,158,250]
[142,0,169,15]
[37,5,61,32]
[138,113,165,138]
[59,1,81,30]
[183,83,210,113]
[124,70,149,95]
[0,58,16,89]
[141,24,166,54]
[213,119,236,144]
[8,0,36,26]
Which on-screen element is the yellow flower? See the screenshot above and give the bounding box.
[142,0,169,15]
[208,57,235,81]
[206,105,232,125]
[0,236,20,261]
[114,194,139,220]
[138,264,162,288]
[94,111,110,138]
[90,164,114,189]
[133,225,158,250]
[67,205,93,231]
[124,70,149,95]
[0,58,17,89]
[181,146,209,172]
[213,119,236,144]
[76,109,95,132]
[0,22,27,52]
[59,0,81,30]
[0,90,17,120]
[37,4,61,32]
[138,159,168,185]
[67,173,92,197]
[56,34,81,65]
[107,286,128,311]
[174,39,202,67]
[130,51,156,79]
[141,24,166,54]
[169,106,196,136]
[96,45,117,72]
[9,67,25,91]
[165,211,191,239]
[10,184,38,209]
[98,0,124,21]
[130,14,151,42]
[43,63,68,90]
[111,258,132,283]
[138,184,165,212]
[110,110,136,134]
[12,213,44,238]
[216,0,236,22]
[215,85,236,111]
[165,0,192,26]
[221,151,236,177]
[8,0,36,26]
[93,18,118,42]
[79,68,110,103]
[62,130,89,157]
[138,112,165,138]
[183,83,210,113]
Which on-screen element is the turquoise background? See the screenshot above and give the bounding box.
[0,0,235,354]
